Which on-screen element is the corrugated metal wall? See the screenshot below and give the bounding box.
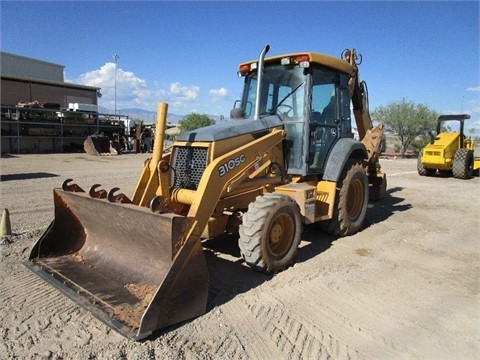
[1,52,64,82]
[1,77,98,108]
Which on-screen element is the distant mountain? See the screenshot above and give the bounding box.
[122,108,185,124]
[98,106,229,124]
[98,106,181,124]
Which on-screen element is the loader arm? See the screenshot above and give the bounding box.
[137,127,286,334]
[131,103,168,207]
[174,127,286,241]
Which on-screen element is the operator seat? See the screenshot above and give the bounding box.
[311,111,322,122]
[319,96,336,124]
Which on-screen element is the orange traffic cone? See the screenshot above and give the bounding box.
[0,208,12,236]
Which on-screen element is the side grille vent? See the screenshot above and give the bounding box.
[172,146,208,190]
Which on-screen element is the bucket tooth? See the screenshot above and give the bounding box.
[108,187,132,204]
[89,184,108,199]
[62,179,85,193]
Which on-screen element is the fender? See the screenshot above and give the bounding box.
[323,138,367,182]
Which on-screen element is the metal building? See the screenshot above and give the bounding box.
[0,52,120,154]
[1,51,65,82]
[0,51,100,108]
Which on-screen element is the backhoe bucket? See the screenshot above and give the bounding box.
[84,135,117,155]
[25,188,208,340]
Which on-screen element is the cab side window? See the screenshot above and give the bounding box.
[311,79,337,124]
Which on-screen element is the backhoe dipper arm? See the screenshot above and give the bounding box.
[344,49,372,141]
[343,49,384,165]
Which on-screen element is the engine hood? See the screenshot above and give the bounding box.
[176,116,283,142]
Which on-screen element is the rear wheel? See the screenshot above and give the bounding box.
[320,160,368,236]
[239,193,302,274]
[452,148,473,179]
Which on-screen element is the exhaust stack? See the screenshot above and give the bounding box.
[254,44,270,120]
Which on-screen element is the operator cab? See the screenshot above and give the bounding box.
[435,114,470,148]
[234,54,353,176]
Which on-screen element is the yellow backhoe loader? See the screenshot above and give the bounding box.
[26,45,386,340]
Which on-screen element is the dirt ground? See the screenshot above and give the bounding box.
[0,153,478,359]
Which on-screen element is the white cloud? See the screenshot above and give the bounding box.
[169,82,200,101]
[470,106,480,115]
[78,62,152,110]
[466,86,480,92]
[209,87,229,102]
[75,64,230,114]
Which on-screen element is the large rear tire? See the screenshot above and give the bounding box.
[320,160,368,236]
[452,148,473,179]
[239,193,302,274]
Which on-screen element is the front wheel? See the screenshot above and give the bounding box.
[239,193,302,274]
[452,148,473,179]
[320,160,369,236]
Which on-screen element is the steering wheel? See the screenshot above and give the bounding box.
[275,104,294,117]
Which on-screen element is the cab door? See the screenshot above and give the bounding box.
[308,68,340,171]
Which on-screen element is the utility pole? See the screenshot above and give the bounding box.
[113,54,119,115]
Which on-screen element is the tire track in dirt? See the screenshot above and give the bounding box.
[2,270,118,358]
[1,271,89,356]
[201,330,247,360]
[156,325,248,360]
[220,296,287,359]
[3,272,66,310]
[263,279,415,359]
[241,291,360,360]
[350,247,480,357]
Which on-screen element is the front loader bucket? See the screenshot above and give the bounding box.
[25,188,208,340]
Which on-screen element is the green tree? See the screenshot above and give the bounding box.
[179,113,215,133]
[372,99,438,158]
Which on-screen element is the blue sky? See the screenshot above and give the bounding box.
[1,1,479,131]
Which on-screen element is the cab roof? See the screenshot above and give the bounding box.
[238,52,355,75]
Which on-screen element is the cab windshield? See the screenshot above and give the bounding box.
[239,61,348,175]
[241,64,306,120]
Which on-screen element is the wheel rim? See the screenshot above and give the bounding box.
[347,178,364,221]
[268,213,294,257]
